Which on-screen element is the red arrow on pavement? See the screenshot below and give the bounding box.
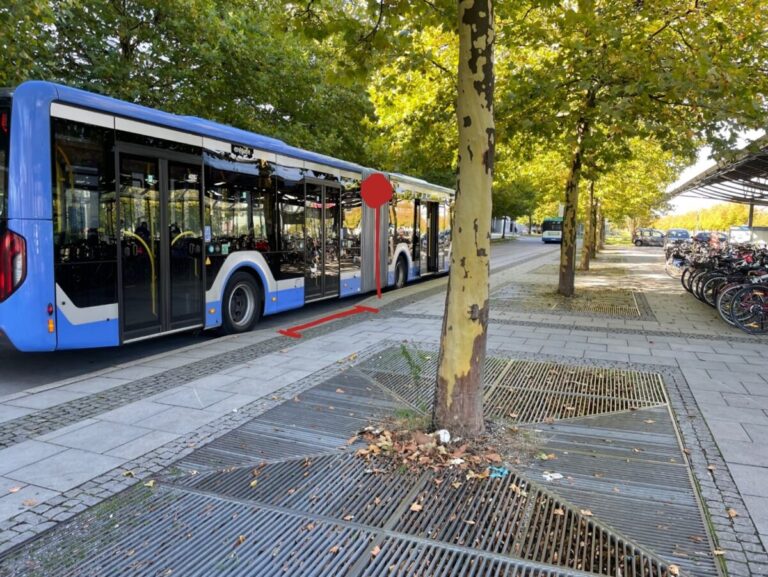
[277,305,379,339]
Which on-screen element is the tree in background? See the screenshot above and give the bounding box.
[0,1,52,86]
[655,204,768,232]
[9,0,373,163]
[502,0,768,296]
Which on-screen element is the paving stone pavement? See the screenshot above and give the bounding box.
[0,242,767,576]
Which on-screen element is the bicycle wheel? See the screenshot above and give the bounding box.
[681,267,696,293]
[730,285,768,334]
[702,275,727,307]
[665,257,685,279]
[717,283,744,325]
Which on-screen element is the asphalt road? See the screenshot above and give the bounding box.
[0,236,554,395]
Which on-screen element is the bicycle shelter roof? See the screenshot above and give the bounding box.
[668,134,768,207]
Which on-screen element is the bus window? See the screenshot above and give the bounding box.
[389,197,414,261]
[275,177,304,280]
[52,118,118,308]
[438,203,451,269]
[204,167,276,287]
[0,103,9,220]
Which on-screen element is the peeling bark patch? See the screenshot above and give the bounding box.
[467,145,473,162]
[476,248,487,257]
[463,115,472,127]
[462,0,495,111]
[484,127,495,174]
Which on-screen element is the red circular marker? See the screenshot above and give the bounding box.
[361,172,394,209]
[361,173,394,298]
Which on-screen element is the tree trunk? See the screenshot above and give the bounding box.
[579,181,594,271]
[589,199,598,258]
[598,214,606,250]
[501,217,506,239]
[558,115,589,297]
[433,0,494,437]
[528,214,533,234]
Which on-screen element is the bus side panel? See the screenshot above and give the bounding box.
[8,82,58,221]
[56,316,119,350]
[340,273,362,297]
[0,219,57,351]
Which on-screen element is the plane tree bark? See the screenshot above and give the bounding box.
[433,0,495,437]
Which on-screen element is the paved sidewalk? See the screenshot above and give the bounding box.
[0,243,767,576]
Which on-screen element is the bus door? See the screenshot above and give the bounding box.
[304,181,340,301]
[118,152,204,341]
[419,201,439,275]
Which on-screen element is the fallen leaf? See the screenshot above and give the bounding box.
[249,479,259,488]
[373,497,382,506]
[371,545,381,557]
[712,549,725,556]
[342,515,354,521]
[22,499,38,507]
[346,435,358,446]
[707,464,716,471]
[335,388,345,394]
[410,503,423,512]
[412,431,433,446]
[451,481,462,489]
[580,509,593,517]
[689,535,704,543]
[464,519,476,525]
[304,522,316,531]
[144,480,156,488]
[553,508,565,516]
[683,448,691,455]
[644,419,656,424]
[451,444,469,458]
[329,545,340,554]
[727,508,739,518]
[484,452,502,463]
[122,470,135,478]
[234,535,246,547]
[668,564,680,576]
[8,486,21,493]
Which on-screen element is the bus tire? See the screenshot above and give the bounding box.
[395,257,408,289]
[222,271,262,334]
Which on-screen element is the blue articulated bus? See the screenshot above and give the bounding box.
[0,81,453,351]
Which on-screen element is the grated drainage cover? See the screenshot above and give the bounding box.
[530,264,629,277]
[484,360,666,424]
[490,285,644,319]
[0,348,711,577]
[356,346,667,425]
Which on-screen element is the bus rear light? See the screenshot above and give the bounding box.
[0,228,26,302]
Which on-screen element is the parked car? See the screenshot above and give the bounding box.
[633,228,665,247]
[663,228,690,249]
[693,231,728,244]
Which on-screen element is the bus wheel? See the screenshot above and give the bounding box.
[223,272,262,333]
[395,257,408,289]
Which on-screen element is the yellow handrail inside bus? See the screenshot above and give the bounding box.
[123,230,157,316]
[171,231,195,246]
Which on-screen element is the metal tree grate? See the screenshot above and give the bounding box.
[489,285,643,319]
[484,360,666,424]
[357,346,667,425]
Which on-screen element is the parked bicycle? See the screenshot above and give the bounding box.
[669,240,768,335]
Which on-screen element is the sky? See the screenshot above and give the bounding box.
[665,130,766,215]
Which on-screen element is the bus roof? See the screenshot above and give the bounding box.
[542,217,563,222]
